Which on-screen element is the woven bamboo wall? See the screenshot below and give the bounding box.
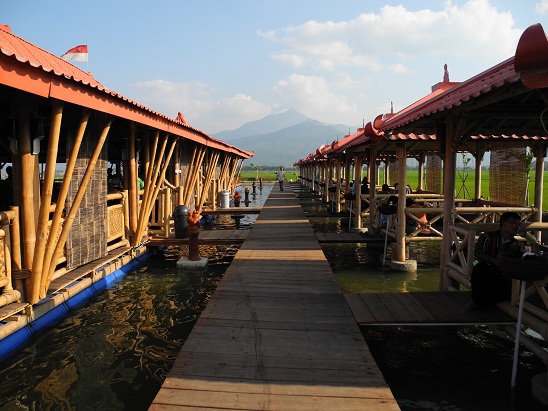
[66,126,108,269]
[489,145,527,205]
[425,155,442,194]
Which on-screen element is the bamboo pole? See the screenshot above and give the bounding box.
[17,108,37,274]
[395,144,407,262]
[134,131,159,245]
[180,146,197,205]
[182,145,199,202]
[182,146,206,206]
[29,102,63,303]
[140,139,177,240]
[197,151,220,212]
[42,117,112,296]
[128,122,138,235]
[133,132,166,246]
[39,110,89,302]
[533,143,544,243]
[368,146,377,233]
[440,115,457,290]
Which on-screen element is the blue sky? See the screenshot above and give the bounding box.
[2,0,548,135]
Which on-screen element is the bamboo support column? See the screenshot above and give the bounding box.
[474,145,483,200]
[42,118,112,297]
[368,145,378,233]
[138,139,177,242]
[533,143,545,242]
[30,103,63,303]
[196,151,220,213]
[39,110,89,302]
[395,143,408,262]
[417,153,425,192]
[16,107,37,281]
[182,146,206,207]
[354,155,363,230]
[344,157,351,192]
[134,132,165,245]
[335,157,341,213]
[128,123,138,235]
[439,116,458,290]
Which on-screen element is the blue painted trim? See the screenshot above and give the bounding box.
[0,250,153,362]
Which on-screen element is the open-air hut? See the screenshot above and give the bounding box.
[0,24,252,354]
[295,22,548,381]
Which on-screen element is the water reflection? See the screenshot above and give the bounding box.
[322,241,442,293]
[0,247,232,411]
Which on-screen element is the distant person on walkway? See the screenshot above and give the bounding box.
[276,166,285,191]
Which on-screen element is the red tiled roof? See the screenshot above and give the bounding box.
[380,58,519,132]
[0,24,252,159]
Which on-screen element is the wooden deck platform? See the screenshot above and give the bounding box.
[147,230,383,247]
[150,185,399,410]
[344,291,515,326]
[147,229,251,246]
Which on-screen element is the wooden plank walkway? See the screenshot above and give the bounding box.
[344,291,515,326]
[150,185,399,410]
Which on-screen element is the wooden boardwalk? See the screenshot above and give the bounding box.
[150,185,399,410]
[345,291,514,326]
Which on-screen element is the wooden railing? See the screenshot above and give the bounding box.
[442,223,548,364]
[106,191,129,252]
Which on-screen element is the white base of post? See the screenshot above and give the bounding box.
[176,257,209,269]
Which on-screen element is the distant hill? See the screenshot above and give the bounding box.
[214,108,309,142]
[213,109,357,167]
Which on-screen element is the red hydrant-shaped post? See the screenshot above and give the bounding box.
[187,210,202,261]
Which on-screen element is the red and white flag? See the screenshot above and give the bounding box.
[61,45,88,62]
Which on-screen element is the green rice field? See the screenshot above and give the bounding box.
[239,170,548,211]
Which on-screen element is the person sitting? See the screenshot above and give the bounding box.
[405,198,430,235]
[465,211,522,310]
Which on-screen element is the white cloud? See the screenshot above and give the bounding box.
[132,80,272,134]
[272,73,361,125]
[536,0,548,14]
[264,0,521,72]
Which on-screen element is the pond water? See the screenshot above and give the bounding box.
[0,185,546,410]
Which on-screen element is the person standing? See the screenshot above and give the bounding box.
[276,166,286,191]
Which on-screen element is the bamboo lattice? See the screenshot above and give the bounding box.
[489,144,527,205]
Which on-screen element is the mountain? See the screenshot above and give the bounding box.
[213,110,357,167]
[214,108,309,142]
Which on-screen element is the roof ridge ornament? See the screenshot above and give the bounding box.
[443,63,450,82]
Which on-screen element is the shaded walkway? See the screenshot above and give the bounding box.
[150,183,399,410]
